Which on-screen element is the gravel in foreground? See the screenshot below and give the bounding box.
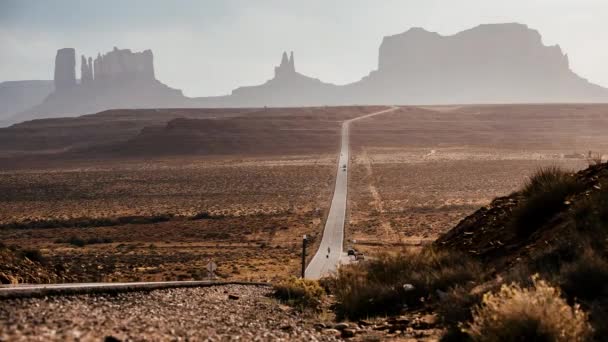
[0,285,339,341]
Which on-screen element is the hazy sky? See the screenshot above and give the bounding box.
[1,0,607,97]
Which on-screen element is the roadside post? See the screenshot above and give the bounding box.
[301,235,307,278]
[206,261,217,280]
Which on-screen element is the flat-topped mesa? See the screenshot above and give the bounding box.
[89,47,155,82]
[54,48,76,91]
[274,51,296,79]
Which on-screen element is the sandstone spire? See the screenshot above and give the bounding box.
[274,51,296,79]
[88,57,93,80]
[288,51,295,72]
[54,48,76,90]
[80,55,93,84]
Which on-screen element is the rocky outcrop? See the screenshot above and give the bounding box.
[80,56,93,84]
[202,51,340,107]
[91,47,155,81]
[7,47,186,124]
[194,24,608,107]
[54,48,76,90]
[274,51,296,79]
[4,23,608,125]
[345,23,608,104]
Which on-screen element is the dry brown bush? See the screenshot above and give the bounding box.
[464,275,591,342]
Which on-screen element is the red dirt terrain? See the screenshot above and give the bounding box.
[347,104,606,252]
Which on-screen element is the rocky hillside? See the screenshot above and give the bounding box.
[0,245,67,284]
[435,161,608,273]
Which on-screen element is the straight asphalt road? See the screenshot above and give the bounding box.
[305,106,399,279]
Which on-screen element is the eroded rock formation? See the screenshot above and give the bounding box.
[274,51,296,79]
[8,47,185,124]
[54,48,76,90]
[80,56,93,84]
[90,47,155,81]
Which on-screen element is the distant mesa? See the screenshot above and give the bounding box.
[344,23,608,104]
[196,23,608,107]
[6,46,186,125]
[2,23,608,125]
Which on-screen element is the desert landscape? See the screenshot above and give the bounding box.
[4,3,608,339]
[1,104,605,284]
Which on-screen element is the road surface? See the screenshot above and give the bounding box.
[305,106,399,279]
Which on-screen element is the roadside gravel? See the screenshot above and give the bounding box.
[0,285,339,341]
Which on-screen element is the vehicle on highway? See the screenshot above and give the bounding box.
[347,248,356,256]
[355,252,365,261]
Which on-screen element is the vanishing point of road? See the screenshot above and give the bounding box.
[305,106,399,279]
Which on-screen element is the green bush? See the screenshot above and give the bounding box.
[273,277,325,311]
[464,275,591,342]
[511,167,583,237]
[330,248,481,319]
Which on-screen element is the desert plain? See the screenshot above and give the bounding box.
[1,104,606,283]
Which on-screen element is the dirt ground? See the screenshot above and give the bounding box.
[346,104,605,255]
[1,104,607,282]
[0,155,336,283]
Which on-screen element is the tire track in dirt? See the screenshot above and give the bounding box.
[358,148,400,243]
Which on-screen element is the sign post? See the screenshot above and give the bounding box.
[301,235,307,278]
[206,261,217,280]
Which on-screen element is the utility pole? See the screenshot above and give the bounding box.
[301,235,307,278]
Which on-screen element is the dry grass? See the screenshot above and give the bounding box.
[464,275,591,342]
[328,248,481,319]
[510,166,584,237]
[273,277,325,311]
[0,156,334,283]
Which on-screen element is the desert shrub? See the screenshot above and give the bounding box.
[560,252,608,302]
[0,214,174,230]
[85,237,113,245]
[464,275,591,342]
[19,248,46,265]
[191,211,212,220]
[66,236,86,247]
[572,190,608,238]
[273,277,325,311]
[331,248,481,319]
[437,286,483,328]
[511,167,583,237]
